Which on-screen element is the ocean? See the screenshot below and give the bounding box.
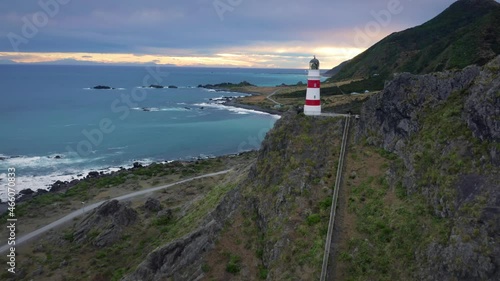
[0,64,308,201]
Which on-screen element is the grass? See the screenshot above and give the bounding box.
[306,214,321,226]
[160,184,236,242]
[226,254,242,274]
[279,76,385,99]
[343,158,450,280]
[340,85,497,280]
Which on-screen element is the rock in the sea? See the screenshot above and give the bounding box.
[87,171,100,178]
[93,85,114,90]
[133,162,143,168]
[19,189,35,195]
[36,189,48,195]
[148,84,164,89]
[168,85,178,89]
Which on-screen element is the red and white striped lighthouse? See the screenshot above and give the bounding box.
[304,56,321,116]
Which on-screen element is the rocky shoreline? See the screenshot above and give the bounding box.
[223,99,283,115]
[0,152,253,215]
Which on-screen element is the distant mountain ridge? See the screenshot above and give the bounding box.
[326,0,500,81]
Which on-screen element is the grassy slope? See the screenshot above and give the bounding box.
[334,143,450,281]
[334,88,498,280]
[329,0,500,82]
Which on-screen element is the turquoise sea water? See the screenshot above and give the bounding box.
[0,65,307,199]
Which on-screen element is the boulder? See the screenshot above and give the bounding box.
[19,189,35,195]
[36,189,48,195]
[87,171,99,178]
[156,208,173,220]
[144,198,162,212]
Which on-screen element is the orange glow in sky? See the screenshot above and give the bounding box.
[0,45,365,69]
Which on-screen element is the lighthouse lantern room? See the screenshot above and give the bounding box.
[304,56,321,116]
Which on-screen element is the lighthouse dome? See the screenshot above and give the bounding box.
[309,56,320,70]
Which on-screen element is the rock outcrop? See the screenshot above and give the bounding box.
[123,187,241,281]
[244,110,344,278]
[357,55,500,281]
[93,85,115,90]
[74,200,138,248]
[358,65,482,152]
[143,198,162,212]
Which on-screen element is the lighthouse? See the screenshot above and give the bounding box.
[304,56,321,116]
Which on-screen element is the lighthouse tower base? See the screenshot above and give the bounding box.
[304,105,321,116]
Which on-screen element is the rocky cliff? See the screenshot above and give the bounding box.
[243,111,344,279]
[123,187,241,281]
[357,55,500,280]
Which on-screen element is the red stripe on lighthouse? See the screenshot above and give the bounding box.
[307,80,321,88]
[305,100,321,106]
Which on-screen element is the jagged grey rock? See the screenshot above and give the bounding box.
[357,55,500,281]
[73,200,138,248]
[122,188,241,281]
[144,197,162,212]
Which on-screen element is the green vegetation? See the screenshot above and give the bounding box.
[341,148,451,280]
[278,76,385,99]
[199,81,255,89]
[340,82,497,279]
[225,254,242,274]
[258,265,269,279]
[306,213,321,225]
[326,0,500,83]
[160,184,235,242]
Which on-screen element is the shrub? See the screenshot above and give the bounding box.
[307,214,321,226]
[226,254,241,274]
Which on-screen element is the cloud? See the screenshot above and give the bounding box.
[0,0,459,68]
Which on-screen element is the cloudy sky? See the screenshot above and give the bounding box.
[0,0,464,68]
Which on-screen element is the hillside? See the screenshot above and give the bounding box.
[345,55,500,280]
[326,0,500,85]
[124,57,499,280]
[3,56,499,280]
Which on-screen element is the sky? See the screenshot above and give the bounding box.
[0,0,465,68]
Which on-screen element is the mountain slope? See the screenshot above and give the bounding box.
[351,55,500,281]
[326,0,500,82]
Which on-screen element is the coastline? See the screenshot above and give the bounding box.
[209,87,285,116]
[223,99,283,116]
[0,150,259,214]
[0,86,283,208]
